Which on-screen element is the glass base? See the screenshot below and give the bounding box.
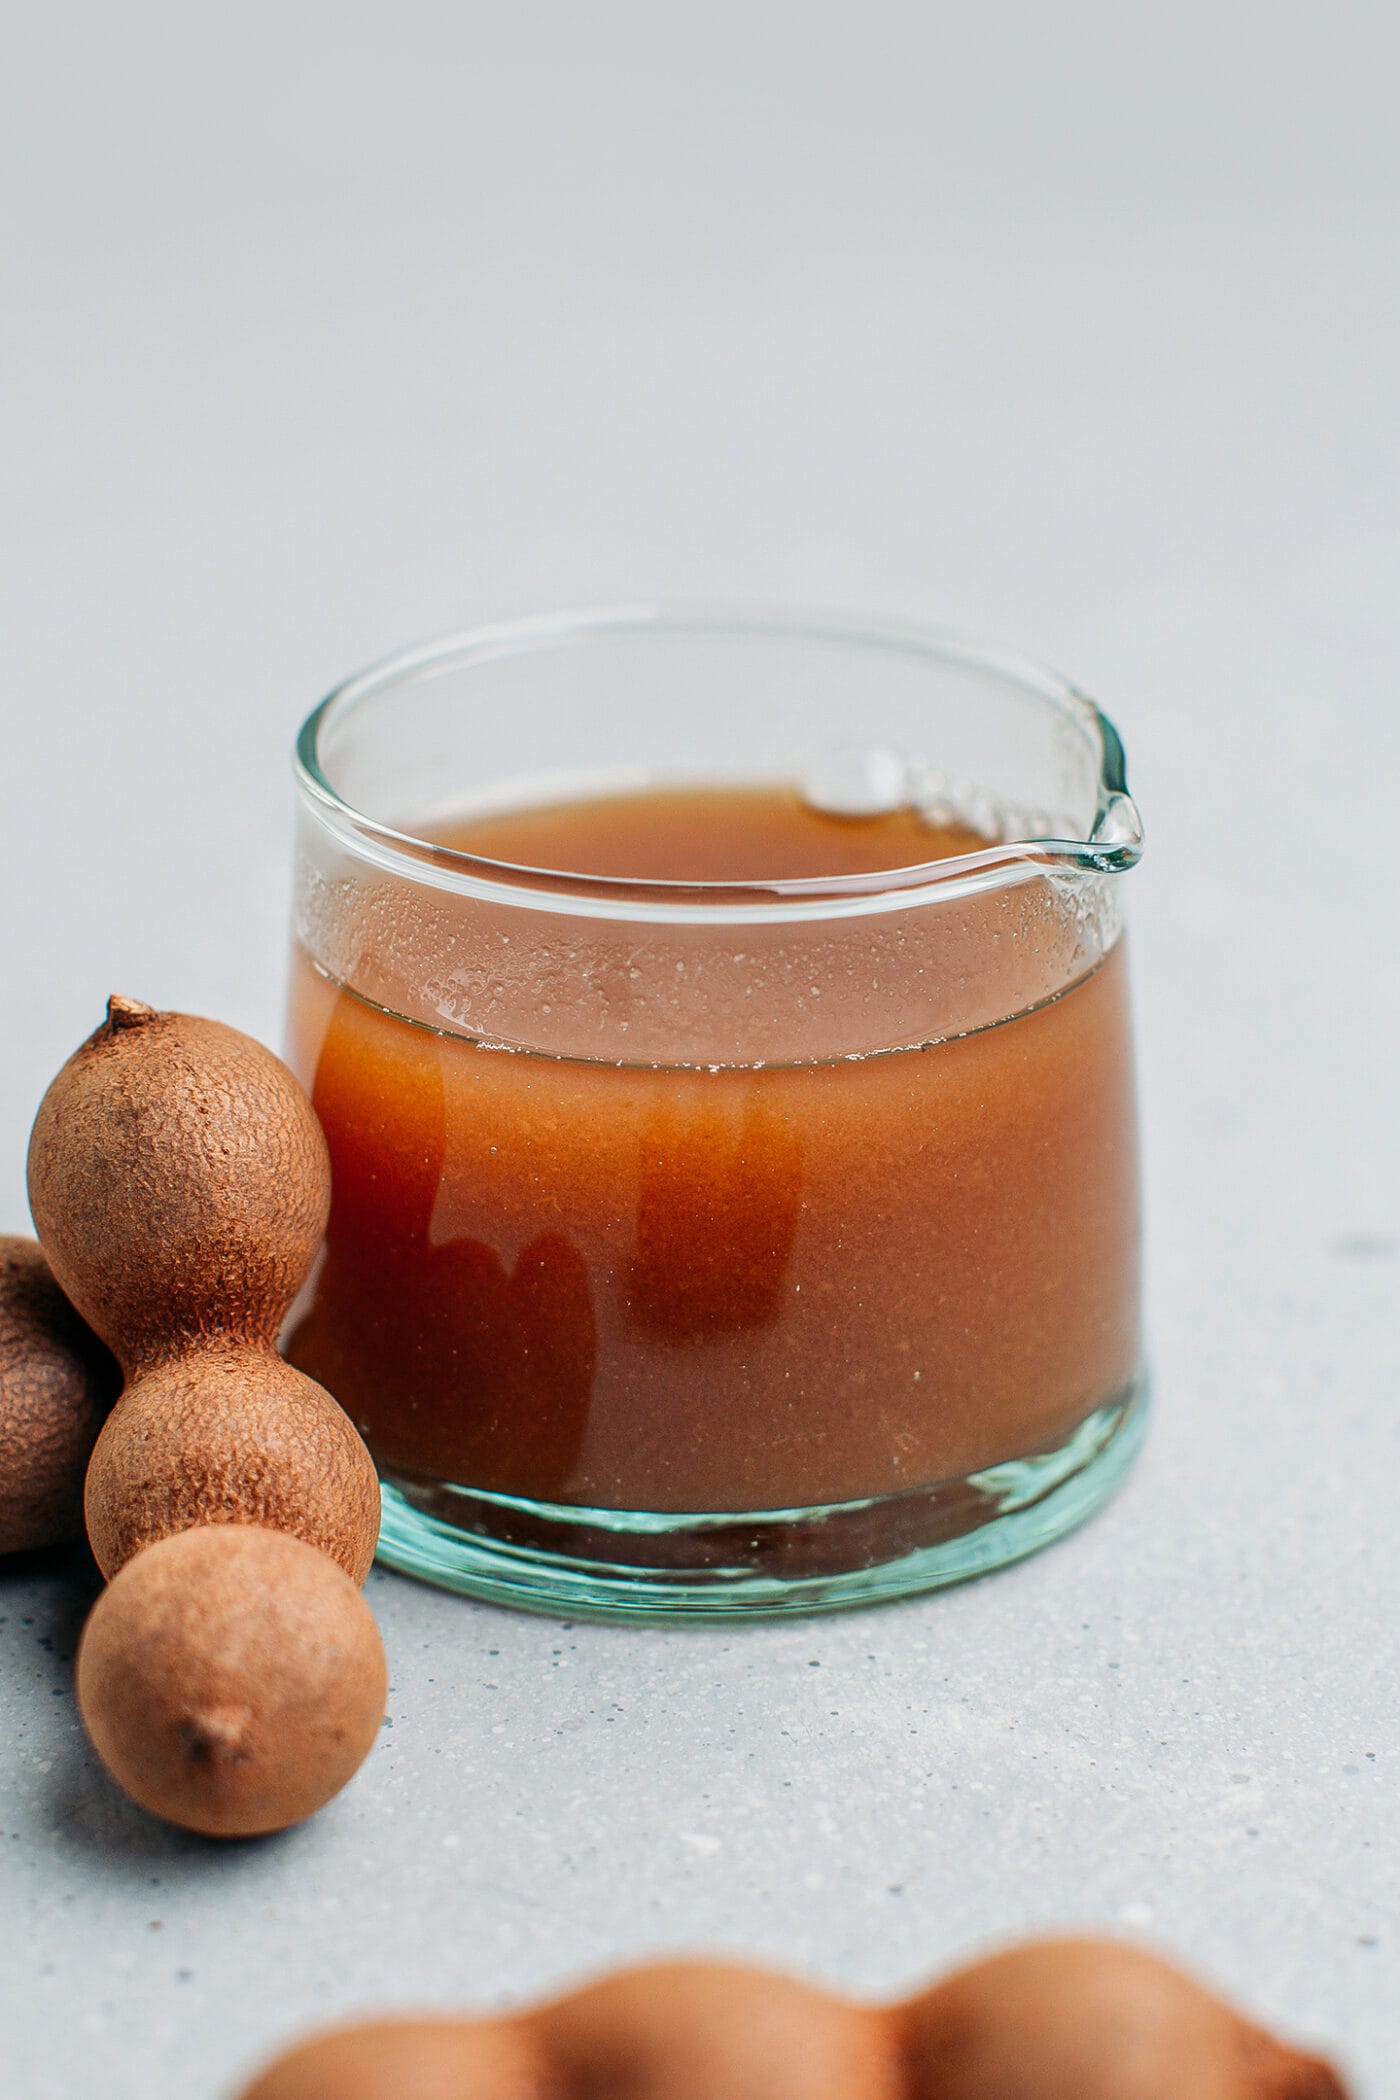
[374,1374,1147,1622]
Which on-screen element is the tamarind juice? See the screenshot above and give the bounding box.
[285,785,1140,1525]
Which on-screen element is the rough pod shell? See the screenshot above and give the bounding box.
[27,997,330,1367]
[0,1235,119,1553]
[83,1344,380,1584]
[76,1525,387,1837]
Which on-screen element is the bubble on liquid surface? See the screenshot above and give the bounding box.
[800,744,910,817]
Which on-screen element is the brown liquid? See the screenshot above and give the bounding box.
[446,783,990,882]
[285,786,1139,1512]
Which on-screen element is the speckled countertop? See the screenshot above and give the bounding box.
[2,4,1397,2093]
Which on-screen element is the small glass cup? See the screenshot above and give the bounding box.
[285,607,1146,1619]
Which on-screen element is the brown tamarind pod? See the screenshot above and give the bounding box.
[27,996,330,1364]
[0,1235,118,1553]
[76,1525,387,1838]
[27,996,380,1582]
[898,1937,1349,2100]
[233,2016,553,2100]
[536,1959,906,2100]
[83,1345,379,1583]
[227,1941,1353,2099]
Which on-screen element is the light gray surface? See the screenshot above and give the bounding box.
[2,3,1398,2093]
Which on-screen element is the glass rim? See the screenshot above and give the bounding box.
[294,603,1144,924]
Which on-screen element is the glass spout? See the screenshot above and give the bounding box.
[300,605,1145,915]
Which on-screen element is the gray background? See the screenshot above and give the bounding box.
[2,2,1397,2093]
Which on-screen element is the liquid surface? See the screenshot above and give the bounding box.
[286,785,1140,1513]
[433,783,989,883]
